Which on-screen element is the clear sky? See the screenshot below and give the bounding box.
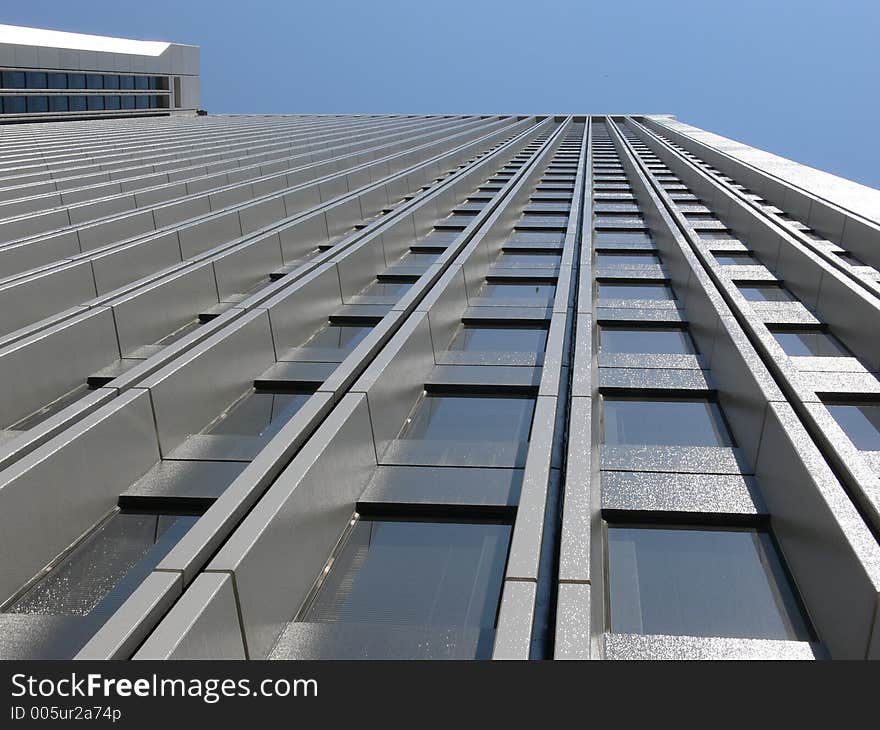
[4,0,879,188]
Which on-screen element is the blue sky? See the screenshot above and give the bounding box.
[4,0,879,187]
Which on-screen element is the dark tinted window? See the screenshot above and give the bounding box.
[771,329,850,357]
[714,252,755,265]
[3,96,26,113]
[47,73,68,89]
[26,72,47,88]
[825,402,880,450]
[103,74,120,89]
[600,326,694,354]
[597,252,661,266]
[86,74,103,89]
[7,512,197,617]
[67,73,86,89]
[121,95,135,110]
[135,94,149,109]
[403,395,535,442]
[478,282,555,299]
[737,283,796,302]
[104,95,121,110]
[449,325,548,353]
[134,75,149,90]
[304,519,511,632]
[598,281,674,300]
[26,96,48,113]
[69,96,87,112]
[602,397,733,447]
[87,95,105,111]
[48,96,69,112]
[2,71,26,88]
[304,324,372,351]
[120,75,135,90]
[608,525,811,640]
[207,391,311,440]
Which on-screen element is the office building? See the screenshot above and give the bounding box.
[0,111,878,660]
[0,24,200,121]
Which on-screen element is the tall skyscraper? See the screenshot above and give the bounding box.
[0,108,877,661]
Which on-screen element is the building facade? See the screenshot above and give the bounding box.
[0,24,200,122]
[0,113,877,660]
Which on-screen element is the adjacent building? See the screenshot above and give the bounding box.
[0,110,877,661]
[0,24,200,121]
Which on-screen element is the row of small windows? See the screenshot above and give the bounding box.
[1,70,167,91]
[1,95,169,114]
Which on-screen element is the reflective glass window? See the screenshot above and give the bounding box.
[304,519,511,633]
[771,329,850,357]
[478,282,555,299]
[602,397,733,447]
[7,512,197,617]
[402,395,535,442]
[206,391,312,440]
[600,326,694,354]
[598,281,674,300]
[2,71,26,88]
[449,325,548,353]
[48,96,69,112]
[26,71,47,88]
[26,96,49,113]
[737,283,796,302]
[608,525,811,639]
[825,402,880,450]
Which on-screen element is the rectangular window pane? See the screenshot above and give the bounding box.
[48,96,69,112]
[600,326,694,355]
[598,281,674,300]
[67,73,86,89]
[714,252,756,265]
[103,74,120,89]
[87,95,104,111]
[3,96,27,113]
[26,72,48,88]
[825,402,880,450]
[737,283,796,302]
[47,73,68,89]
[303,324,372,352]
[135,94,149,109]
[597,252,661,266]
[121,95,135,110]
[26,96,49,113]
[304,519,511,633]
[449,325,548,353]
[495,253,561,267]
[207,391,311,440]
[86,74,103,89]
[402,395,535,442]
[608,525,811,640]
[2,71,26,88]
[120,75,135,90]
[69,96,87,112]
[7,512,197,616]
[602,397,733,447]
[134,75,149,90]
[105,95,121,110]
[771,329,850,357]
[362,280,413,297]
[478,282,555,299]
